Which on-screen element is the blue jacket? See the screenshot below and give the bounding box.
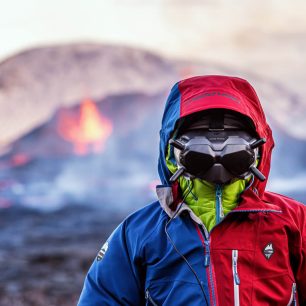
[78,200,212,305]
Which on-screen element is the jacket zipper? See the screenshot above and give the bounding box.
[192,201,281,306]
[215,184,224,224]
[195,224,216,306]
[145,289,158,306]
[232,250,240,306]
[287,283,297,306]
[208,236,217,306]
[196,184,224,306]
[201,184,223,306]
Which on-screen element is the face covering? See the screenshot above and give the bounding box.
[165,141,255,231]
[165,109,263,231]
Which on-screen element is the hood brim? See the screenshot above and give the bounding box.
[158,75,274,197]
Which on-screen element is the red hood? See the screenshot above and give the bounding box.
[177,75,274,197]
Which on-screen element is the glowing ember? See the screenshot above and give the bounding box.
[57,99,113,155]
[11,153,30,167]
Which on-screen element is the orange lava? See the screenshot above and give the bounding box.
[11,153,30,167]
[57,99,113,155]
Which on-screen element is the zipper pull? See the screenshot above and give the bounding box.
[204,240,210,267]
[220,201,224,219]
[216,184,224,223]
[234,272,240,285]
[232,250,240,285]
[204,253,210,267]
[292,283,297,305]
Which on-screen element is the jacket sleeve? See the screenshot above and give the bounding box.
[77,220,144,306]
[292,204,306,304]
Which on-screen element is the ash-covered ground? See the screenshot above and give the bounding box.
[0,205,126,306]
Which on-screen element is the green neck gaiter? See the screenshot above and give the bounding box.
[165,143,248,232]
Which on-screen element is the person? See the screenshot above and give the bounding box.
[78,75,306,305]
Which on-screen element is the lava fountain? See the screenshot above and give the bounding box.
[57,99,113,155]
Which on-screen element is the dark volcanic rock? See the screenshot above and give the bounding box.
[0,205,125,306]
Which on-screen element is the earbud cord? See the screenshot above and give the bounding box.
[244,174,255,191]
[164,179,209,306]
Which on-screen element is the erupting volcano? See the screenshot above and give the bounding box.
[57,99,113,155]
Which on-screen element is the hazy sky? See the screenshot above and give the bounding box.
[1,0,306,105]
[1,0,306,66]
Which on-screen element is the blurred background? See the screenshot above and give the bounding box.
[0,0,306,305]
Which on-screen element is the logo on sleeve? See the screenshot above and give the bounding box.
[97,241,109,261]
[263,243,274,260]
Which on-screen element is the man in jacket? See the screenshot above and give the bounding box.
[78,75,306,305]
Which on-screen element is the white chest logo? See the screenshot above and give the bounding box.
[97,242,109,261]
[263,243,274,260]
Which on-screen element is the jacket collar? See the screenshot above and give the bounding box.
[156,184,205,225]
[156,184,282,219]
